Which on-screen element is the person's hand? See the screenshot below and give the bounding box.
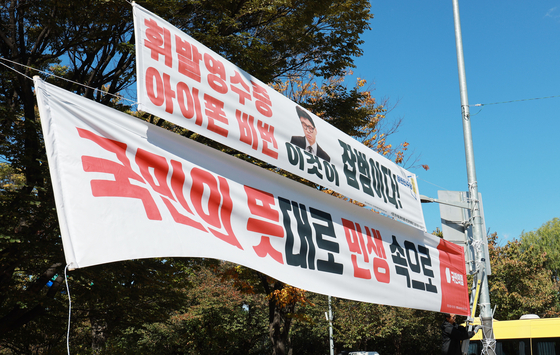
[474,325,482,333]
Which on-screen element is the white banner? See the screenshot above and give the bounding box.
[133,4,426,230]
[35,77,468,315]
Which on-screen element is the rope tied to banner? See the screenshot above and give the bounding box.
[64,263,73,355]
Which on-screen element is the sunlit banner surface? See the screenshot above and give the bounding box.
[35,77,469,315]
[133,4,426,231]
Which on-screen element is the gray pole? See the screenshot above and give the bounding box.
[328,295,334,355]
[451,0,496,354]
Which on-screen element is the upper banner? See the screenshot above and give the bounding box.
[35,77,468,315]
[133,4,426,231]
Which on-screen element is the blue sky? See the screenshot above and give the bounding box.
[350,1,560,243]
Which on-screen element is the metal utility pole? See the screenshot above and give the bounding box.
[451,0,496,354]
[328,295,334,355]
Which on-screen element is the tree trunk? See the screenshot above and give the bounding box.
[258,273,294,355]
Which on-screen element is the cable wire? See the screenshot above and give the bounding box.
[471,94,560,107]
[0,58,32,80]
[0,56,138,106]
[417,177,450,192]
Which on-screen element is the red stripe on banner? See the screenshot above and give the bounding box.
[437,239,470,316]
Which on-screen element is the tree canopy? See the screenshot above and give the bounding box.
[158,0,372,83]
[487,233,560,320]
[0,0,383,353]
[5,0,559,354]
[520,217,560,279]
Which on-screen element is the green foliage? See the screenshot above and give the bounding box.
[520,217,560,278]
[487,233,560,320]
[105,263,270,355]
[0,163,25,193]
[331,301,440,355]
[156,0,372,83]
[1,0,138,346]
[288,294,330,354]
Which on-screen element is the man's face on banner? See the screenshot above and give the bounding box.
[299,117,317,146]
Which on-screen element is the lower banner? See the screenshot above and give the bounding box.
[35,77,469,315]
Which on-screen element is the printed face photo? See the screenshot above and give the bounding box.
[291,105,330,162]
[299,116,317,145]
